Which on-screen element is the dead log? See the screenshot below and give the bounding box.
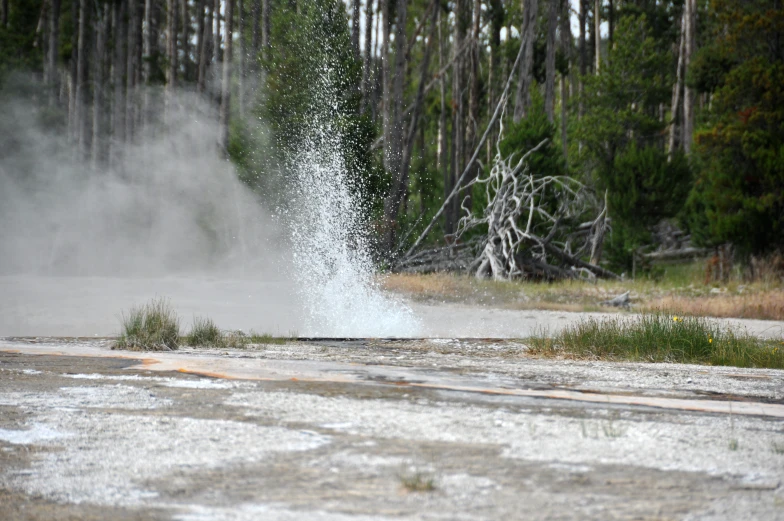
[600,291,631,309]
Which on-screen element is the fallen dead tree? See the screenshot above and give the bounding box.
[453,139,619,281]
[395,139,620,281]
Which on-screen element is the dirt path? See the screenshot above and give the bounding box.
[2,338,783,520]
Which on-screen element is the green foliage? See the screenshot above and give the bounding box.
[114,298,180,351]
[0,0,44,82]
[528,313,784,369]
[685,0,784,256]
[601,144,692,269]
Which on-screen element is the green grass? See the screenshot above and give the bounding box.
[185,316,223,346]
[114,298,180,351]
[399,472,436,492]
[527,313,784,369]
[184,317,291,348]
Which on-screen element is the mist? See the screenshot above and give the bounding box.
[0,87,303,336]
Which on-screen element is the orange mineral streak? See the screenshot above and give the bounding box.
[2,343,783,419]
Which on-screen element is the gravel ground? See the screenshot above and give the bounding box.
[1,338,783,520]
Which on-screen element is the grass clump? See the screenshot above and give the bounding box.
[185,316,224,346]
[114,298,180,351]
[399,472,436,492]
[184,318,291,348]
[528,313,784,369]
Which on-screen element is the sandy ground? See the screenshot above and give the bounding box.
[3,275,784,338]
[1,338,784,520]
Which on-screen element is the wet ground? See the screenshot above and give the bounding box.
[1,338,783,520]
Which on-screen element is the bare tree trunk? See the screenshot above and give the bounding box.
[351,0,361,57]
[667,10,685,160]
[381,0,391,170]
[218,0,234,154]
[76,0,90,159]
[559,0,570,162]
[544,0,557,122]
[181,0,190,81]
[514,0,537,122]
[197,0,206,86]
[252,0,260,52]
[448,0,465,234]
[438,6,449,228]
[198,0,213,92]
[213,0,222,101]
[608,0,613,48]
[361,0,374,112]
[262,0,270,50]
[92,4,108,168]
[238,0,245,118]
[143,0,153,128]
[683,0,695,154]
[168,0,179,96]
[126,0,140,142]
[578,0,586,119]
[113,0,127,150]
[46,0,62,103]
[462,0,480,212]
[487,0,502,162]
[69,0,79,141]
[594,0,600,73]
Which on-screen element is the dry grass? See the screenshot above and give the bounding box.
[382,266,784,321]
[399,472,436,492]
[642,290,784,321]
[114,298,180,351]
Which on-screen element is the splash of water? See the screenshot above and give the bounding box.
[287,96,419,337]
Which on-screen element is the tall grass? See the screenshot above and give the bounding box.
[114,298,180,351]
[528,313,784,369]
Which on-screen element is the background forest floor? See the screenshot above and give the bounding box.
[382,262,784,321]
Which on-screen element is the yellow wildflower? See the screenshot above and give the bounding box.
[709,338,713,344]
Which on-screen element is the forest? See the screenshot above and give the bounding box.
[1,0,782,280]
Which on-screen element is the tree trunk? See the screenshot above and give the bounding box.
[544,0,557,122]
[198,0,213,93]
[46,0,62,103]
[578,0,586,118]
[559,0,570,162]
[262,0,270,50]
[513,0,537,122]
[76,0,90,159]
[667,10,685,160]
[69,0,79,141]
[1,0,7,27]
[608,0,613,48]
[683,0,695,154]
[438,6,449,234]
[381,0,391,171]
[448,0,465,234]
[181,0,190,81]
[487,0,502,163]
[361,0,374,112]
[238,0,245,118]
[92,4,108,168]
[351,0,361,58]
[252,0,260,53]
[168,0,179,91]
[462,0,481,212]
[218,0,234,154]
[197,0,206,85]
[594,0,600,73]
[213,0,221,99]
[113,0,127,150]
[126,0,140,142]
[142,0,154,129]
